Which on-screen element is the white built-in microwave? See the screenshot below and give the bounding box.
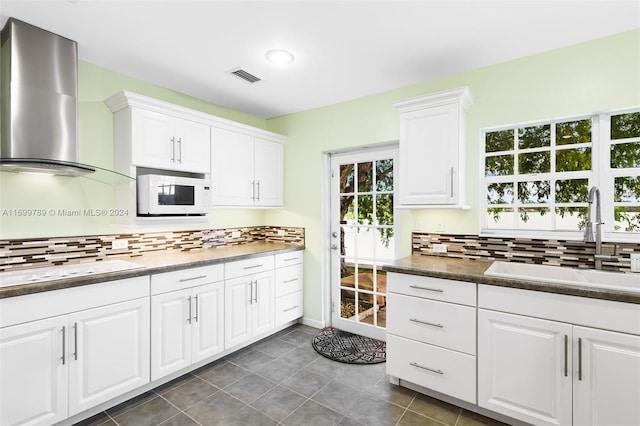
[137,174,211,216]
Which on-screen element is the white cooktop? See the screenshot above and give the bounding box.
[0,259,145,288]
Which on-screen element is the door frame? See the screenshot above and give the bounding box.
[321,141,403,337]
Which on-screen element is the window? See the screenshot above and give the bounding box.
[481,109,640,241]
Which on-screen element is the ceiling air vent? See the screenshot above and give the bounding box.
[231,68,261,83]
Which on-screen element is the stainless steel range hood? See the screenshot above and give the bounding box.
[0,18,94,176]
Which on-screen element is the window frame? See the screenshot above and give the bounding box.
[480,107,639,243]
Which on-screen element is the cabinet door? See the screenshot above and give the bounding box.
[192,282,225,363]
[175,118,211,174]
[131,108,175,169]
[478,309,572,426]
[398,103,459,205]
[253,271,275,337]
[574,326,640,426]
[210,127,255,206]
[225,276,252,349]
[151,289,192,381]
[68,298,150,416]
[254,138,284,207]
[0,316,68,426]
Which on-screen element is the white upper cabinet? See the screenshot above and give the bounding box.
[130,108,210,173]
[393,86,473,207]
[210,126,284,207]
[106,91,211,176]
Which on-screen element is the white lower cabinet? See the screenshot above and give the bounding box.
[478,285,640,426]
[0,316,68,426]
[224,255,276,349]
[386,273,477,404]
[150,265,225,381]
[0,277,150,426]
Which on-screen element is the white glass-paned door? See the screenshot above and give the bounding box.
[330,147,397,341]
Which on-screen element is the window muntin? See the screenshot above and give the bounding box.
[482,109,640,239]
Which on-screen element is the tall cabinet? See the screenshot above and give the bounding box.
[393,87,473,208]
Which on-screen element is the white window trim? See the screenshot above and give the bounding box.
[480,107,640,243]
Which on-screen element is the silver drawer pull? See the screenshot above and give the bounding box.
[179,275,207,283]
[244,264,263,270]
[410,318,444,328]
[283,257,299,262]
[409,285,443,293]
[410,362,443,375]
[283,278,299,283]
[283,305,299,312]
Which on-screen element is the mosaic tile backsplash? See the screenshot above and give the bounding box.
[412,233,640,273]
[0,226,305,272]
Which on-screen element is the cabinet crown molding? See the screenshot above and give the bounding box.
[104,90,286,144]
[393,86,474,114]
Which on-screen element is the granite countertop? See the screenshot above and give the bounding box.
[0,242,303,299]
[383,255,640,305]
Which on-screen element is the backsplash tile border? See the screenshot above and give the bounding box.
[412,233,639,273]
[0,226,305,272]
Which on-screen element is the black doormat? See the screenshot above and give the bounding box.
[311,327,386,364]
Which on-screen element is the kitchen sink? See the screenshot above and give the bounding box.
[484,261,640,293]
[0,259,146,288]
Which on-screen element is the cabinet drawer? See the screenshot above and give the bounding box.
[387,272,476,306]
[275,291,303,325]
[387,293,476,355]
[275,251,303,268]
[225,255,274,279]
[151,264,224,295]
[275,263,303,297]
[387,334,476,404]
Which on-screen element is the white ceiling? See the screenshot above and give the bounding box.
[1,1,639,119]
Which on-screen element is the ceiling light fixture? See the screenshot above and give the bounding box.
[265,49,294,65]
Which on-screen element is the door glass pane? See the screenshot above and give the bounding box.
[376,159,394,191]
[340,289,356,319]
[340,164,354,193]
[341,226,355,258]
[357,195,373,224]
[376,194,394,225]
[357,162,373,192]
[519,151,550,174]
[374,228,394,261]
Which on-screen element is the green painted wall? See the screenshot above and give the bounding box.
[266,29,640,323]
[0,61,269,239]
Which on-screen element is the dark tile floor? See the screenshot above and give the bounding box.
[77,324,508,426]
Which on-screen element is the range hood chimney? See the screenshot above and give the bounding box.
[1,18,94,176]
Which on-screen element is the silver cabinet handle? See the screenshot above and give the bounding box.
[256,181,260,201]
[564,335,568,377]
[578,337,583,381]
[194,294,199,323]
[170,137,175,162]
[177,137,182,163]
[409,285,444,293]
[253,280,258,303]
[179,275,207,283]
[187,296,192,324]
[73,322,78,361]
[244,264,263,270]
[450,167,454,198]
[283,305,299,312]
[410,362,443,375]
[248,281,253,304]
[61,326,66,365]
[283,278,299,284]
[251,180,255,201]
[410,318,443,328]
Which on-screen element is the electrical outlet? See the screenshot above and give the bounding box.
[432,243,448,253]
[277,229,285,236]
[631,253,640,273]
[231,231,241,238]
[111,239,128,250]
